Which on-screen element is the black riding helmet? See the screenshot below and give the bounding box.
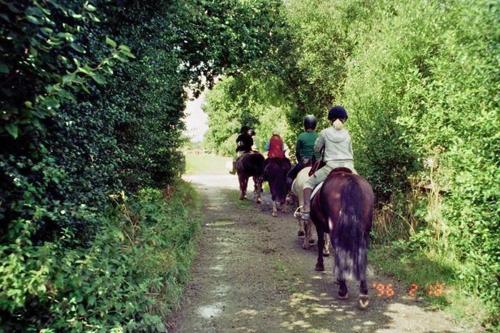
[240,125,250,134]
[328,105,348,121]
[303,114,317,130]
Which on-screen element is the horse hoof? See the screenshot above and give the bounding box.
[358,295,369,309]
[272,212,278,217]
[297,230,305,237]
[323,251,330,257]
[337,291,349,300]
[256,198,262,204]
[315,263,325,271]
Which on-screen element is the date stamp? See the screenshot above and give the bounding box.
[372,282,446,298]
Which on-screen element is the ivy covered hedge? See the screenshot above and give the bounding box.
[0,0,282,330]
[2,183,200,332]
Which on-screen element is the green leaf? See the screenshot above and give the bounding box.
[92,73,106,85]
[5,123,19,139]
[26,15,40,25]
[78,65,94,76]
[105,36,117,48]
[84,3,97,12]
[118,45,131,52]
[70,43,85,53]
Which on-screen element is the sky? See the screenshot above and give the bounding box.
[183,91,208,143]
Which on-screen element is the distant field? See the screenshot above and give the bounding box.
[184,153,232,175]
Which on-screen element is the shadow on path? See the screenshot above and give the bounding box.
[168,174,468,333]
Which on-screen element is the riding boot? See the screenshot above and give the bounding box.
[302,187,312,220]
[229,160,236,175]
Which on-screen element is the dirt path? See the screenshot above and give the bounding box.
[169,174,469,333]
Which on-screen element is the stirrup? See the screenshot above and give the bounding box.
[301,211,310,221]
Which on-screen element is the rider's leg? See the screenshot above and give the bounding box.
[287,162,302,181]
[230,159,236,174]
[302,187,313,218]
[301,164,333,220]
[230,152,244,174]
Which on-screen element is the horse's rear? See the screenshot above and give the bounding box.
[236,152,265,202]
[312,168,374,308]
[264,157,291,216]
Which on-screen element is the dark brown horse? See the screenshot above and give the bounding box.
[263,157,292,216]
[236,152,265,203]
[311,167,374,308]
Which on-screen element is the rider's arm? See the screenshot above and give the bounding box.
[314,133,325,154]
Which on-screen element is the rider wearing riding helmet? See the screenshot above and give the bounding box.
[230,126,255,174]
[236,126,254,155]
[301,106,356,220]
[287,114,318,182]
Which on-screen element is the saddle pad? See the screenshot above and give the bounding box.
[311,181,324,200]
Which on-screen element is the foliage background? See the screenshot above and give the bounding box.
[0,0,283,330]
[203,0,499,327]
[0,0,498,330]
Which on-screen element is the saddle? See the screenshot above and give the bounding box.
[308,159,325,176]
[310,167,353,199]
[311,181,324,200]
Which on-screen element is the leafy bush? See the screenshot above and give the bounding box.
[1,0,285,330]
[0,182,200,332]
[204,0,499,326]
[341,1,499,318]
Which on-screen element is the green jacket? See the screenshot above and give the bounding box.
[296,131,318,161]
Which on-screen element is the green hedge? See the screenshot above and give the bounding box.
[1,182,200,332]
[0,0,284,330]
[204,0,499,325]
[341,0,499,315]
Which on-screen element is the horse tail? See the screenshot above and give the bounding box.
[332,177,368,281]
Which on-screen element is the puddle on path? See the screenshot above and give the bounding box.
[197,302,225,319]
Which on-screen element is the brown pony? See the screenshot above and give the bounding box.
[263,157,292,216]
[311,168,374,308]
[236,152,265,203]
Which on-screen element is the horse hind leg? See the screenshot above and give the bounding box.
[239,175,247,200]
[323,232,331,257]
[294,207,305,237]
[272,201,278,217]
[280,198,287,213]
[358,237,369,309]
[303,219,312,249]
[359,280,369,309]
[315,229,325,271]
[337,279,349,300]
[253,176,262,204]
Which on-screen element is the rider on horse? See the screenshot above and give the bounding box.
[267,129,286,159]
[230,126,255,174]
[287,115,318,182]
[301,106,356,220]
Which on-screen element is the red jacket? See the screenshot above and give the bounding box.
[268,135,285,158]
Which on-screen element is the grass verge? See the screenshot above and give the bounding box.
[184,153,232,175]
[370,243,495,332]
